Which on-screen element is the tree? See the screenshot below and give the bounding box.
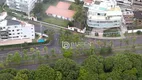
[33,3,44,19]
[12,52,21,64]
[5,54,13,66]
[30,48,35,53]
[0,73,14,80]
[78,55,104,80]
[63,49,73,58]
[75,0,80,4]
[54,58,79,80]
[43,46,48,53]
[14,69,30,80]
[34,64,55,80]
[0,68,17,76]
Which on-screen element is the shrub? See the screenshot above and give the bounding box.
[136,30,142,35]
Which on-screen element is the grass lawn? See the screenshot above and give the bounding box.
[43,16,69,27]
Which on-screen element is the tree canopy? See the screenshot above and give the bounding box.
[0,53,142,80]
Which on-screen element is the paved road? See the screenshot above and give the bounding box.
[1,21,142,55]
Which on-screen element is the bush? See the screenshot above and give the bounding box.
[63,50,73,58]
[136,30,142,35]
[68,21,74,27]
[99,47,112,55]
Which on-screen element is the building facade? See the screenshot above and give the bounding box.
[0,20,35,40]
[87,0,123,29]
[6,0,37,14]
[0,12,35,40]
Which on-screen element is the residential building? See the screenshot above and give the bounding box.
[0,12,35,40]
[46,1,75,21]
[133,11,142,27]
[122,8,134,25]
[6,0,37,14]
[66,0,84,2]
[87,0,123,29]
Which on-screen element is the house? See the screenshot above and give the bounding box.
[6,0,37,14]
[133,11,142,27]
[0,12,35,40]
[122,8,134,25]
[46,1,75,21]
[87,0,123,29]
[65,0,84,2]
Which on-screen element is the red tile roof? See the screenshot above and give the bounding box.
[84,0,93,3]
[46,6,75,18]
[56,1,71,9]
[46,2,75,19]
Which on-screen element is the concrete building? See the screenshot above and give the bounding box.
[0,12,35,40]
[87,0,123,29]
[6,0,37,14]
[122,8,134,25]
[133,11,142,27]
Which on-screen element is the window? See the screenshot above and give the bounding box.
[24,35,26,37]
[97,13,100,15]
[12,30,14,32]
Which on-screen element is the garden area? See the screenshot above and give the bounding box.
[33,0,70,27]
[103,29,121,37]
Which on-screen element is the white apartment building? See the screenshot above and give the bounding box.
[87,0,123,29]
[0,12,35,40]
[6,0,37,14]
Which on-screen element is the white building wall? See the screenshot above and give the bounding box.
[0,20,35,40]
[6,0,37,14]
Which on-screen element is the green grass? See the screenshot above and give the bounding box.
[43,16,69,27]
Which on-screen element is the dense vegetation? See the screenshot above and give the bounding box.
[0,52,142,80]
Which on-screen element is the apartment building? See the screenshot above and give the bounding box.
[0,12,35,40]
[122,8,134,25]
[6,0,37,14]
[87,0,123,29]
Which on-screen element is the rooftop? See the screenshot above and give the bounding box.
[134,11,142,19]
[7,20,21,26]
[56,1,71,9]
[46,1,75,19]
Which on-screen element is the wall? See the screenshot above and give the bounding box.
[127,29,142,33]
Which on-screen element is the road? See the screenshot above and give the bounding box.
[1,21,142,56]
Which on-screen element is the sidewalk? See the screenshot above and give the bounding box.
[85,35,125,39]
[0,39,32,46]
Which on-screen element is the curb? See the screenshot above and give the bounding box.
[85,35,126,40]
